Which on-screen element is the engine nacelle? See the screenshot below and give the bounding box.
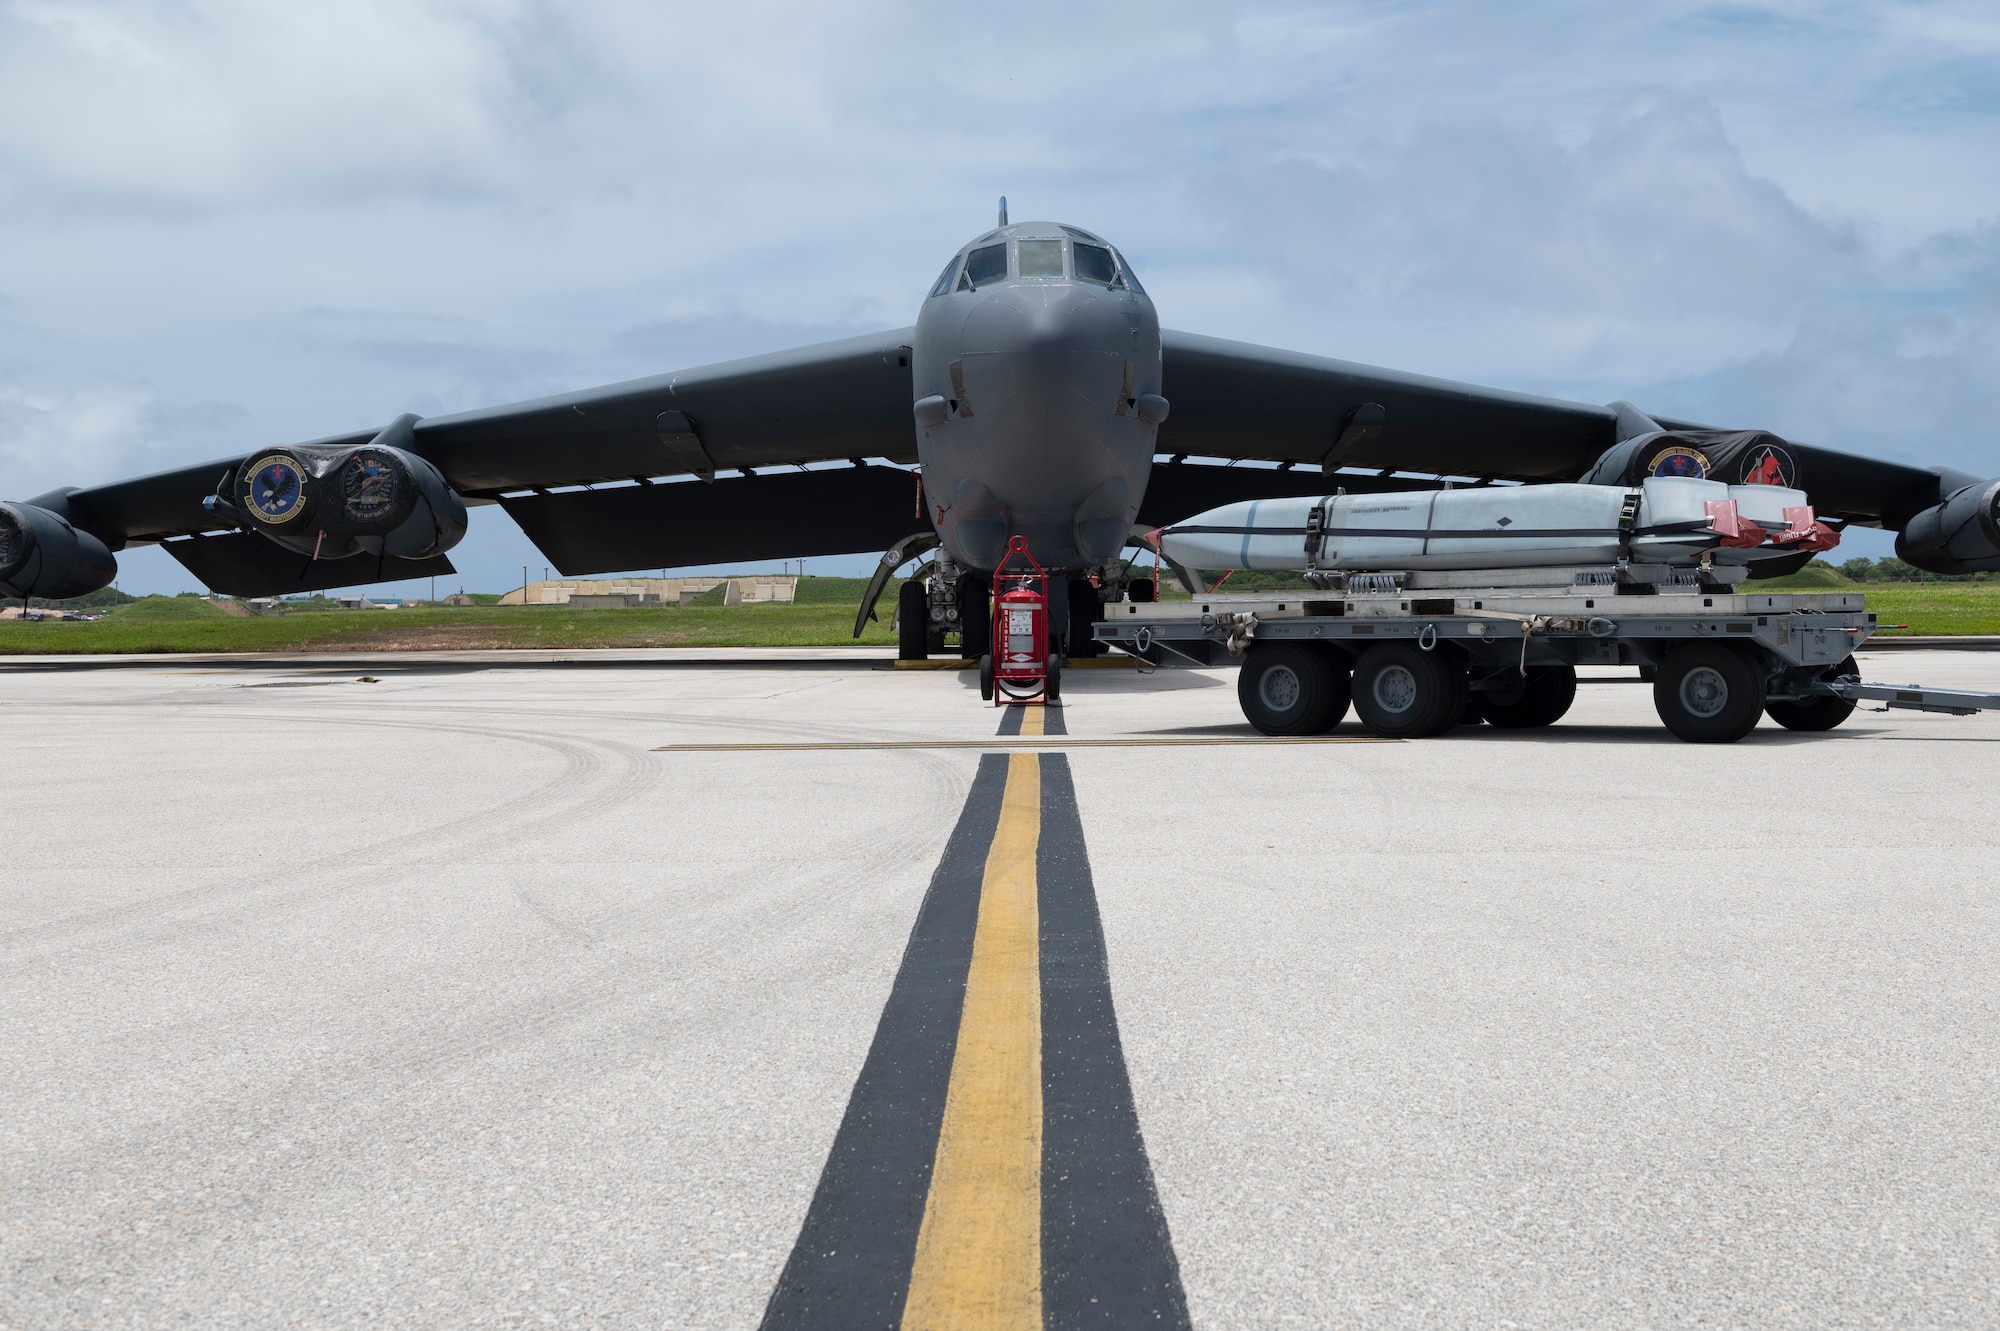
[233,414,467,561]
[0,501,118,600]
[1896,477,2000,575]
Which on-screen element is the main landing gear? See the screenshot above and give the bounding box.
[893,552,987,662]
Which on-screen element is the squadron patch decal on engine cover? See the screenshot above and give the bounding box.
[242,456,306,523]
[1740,442,1799,487]
[1646,445,1711,480]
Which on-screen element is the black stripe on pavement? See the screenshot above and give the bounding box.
[758,753,1009,1330]
[994,701,1063,737]
[1037,754,1191,1329]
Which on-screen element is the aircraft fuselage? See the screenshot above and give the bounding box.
[910,220,1163,575]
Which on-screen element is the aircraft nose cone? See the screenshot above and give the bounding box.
[925,281,1153,574]
[961,286,1125,358]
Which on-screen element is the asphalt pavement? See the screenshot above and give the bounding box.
[3,645,1996,1328]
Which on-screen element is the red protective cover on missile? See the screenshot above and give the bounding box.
[1773,504,1841,552]
[1703,499,1767,548]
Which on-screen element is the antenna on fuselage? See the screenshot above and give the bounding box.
[998,197,1008,227]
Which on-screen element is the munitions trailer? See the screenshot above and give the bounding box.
[1090,566,2000,743]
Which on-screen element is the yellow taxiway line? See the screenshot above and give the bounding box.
[901,751,1044,1329]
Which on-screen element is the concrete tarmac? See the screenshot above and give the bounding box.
[3,646,1997,1328]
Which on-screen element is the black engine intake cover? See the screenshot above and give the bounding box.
[1896,477,2000,575]
[234,414,467,561]
[0,501,118,600]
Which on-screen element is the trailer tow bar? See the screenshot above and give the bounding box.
[1829,680,2000,717]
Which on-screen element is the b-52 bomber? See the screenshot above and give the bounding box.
[3,199,1996,660]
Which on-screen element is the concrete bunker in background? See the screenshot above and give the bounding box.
[496,576,798,608]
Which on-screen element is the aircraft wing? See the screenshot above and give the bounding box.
[1156,330,1621,481]
[40,329,923,593]
[1156,329,1955,526]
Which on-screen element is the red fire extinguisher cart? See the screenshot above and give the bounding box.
[981,535,1062,706]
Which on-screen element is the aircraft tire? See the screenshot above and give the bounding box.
[960,573,991,659]
[1764,654,1859,732]
[1238,642,1340,736]
[1475,664,1578,728]
[1350,643,1461,738]
[979,654,995,702]
[1654,643,1766,743]
[897,580,929,661]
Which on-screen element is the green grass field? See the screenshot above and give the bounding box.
[1750,568,2000,634]
[5,567,1997,655]
[0,579,904,654]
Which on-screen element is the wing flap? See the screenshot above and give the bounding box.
[499,465,924,576]
[1135,460,1446,528]
[162,532,455,598]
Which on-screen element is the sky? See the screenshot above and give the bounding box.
[4,0,1999,595]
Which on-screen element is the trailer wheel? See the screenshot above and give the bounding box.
[979,654,995,702]
[1764,654,1859,732]
[1308,644,1353,732]
[1654,643,1765,743]
[897,579,929,661]
[1351,643,1461,738]
[1238,643,1340,735]
[1475,664,1578,728]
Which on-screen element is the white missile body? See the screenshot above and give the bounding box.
[1158,477,1824,573]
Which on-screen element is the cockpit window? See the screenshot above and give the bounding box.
[929,259,959,298]
[962,243,1008,289]
[1060,225,1104,243]
[1073,243,1117,286]
[1018,240,1064,278]
[1113,249,1146,296]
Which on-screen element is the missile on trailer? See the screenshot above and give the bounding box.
[1156,477,1837,575]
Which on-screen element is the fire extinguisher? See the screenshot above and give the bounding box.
[981,534,1061,705]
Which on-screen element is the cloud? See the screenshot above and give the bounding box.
[0,379,255,498]
[1,1,1998,592]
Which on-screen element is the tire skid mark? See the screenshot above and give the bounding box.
[12,763,966,1242]
[4,714,648,954]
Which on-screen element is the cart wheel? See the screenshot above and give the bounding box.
[1764,654,1858,732]
[1351,643,1461,738]
[1308,644,1353,732]
[897,579,929,661]
[979,654,995,702]
[1045,653,1063,701]
[960,574,991,660]
[1654,643,1766,743]
[1475,664,1578,728]
[1239,642,1341,735]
